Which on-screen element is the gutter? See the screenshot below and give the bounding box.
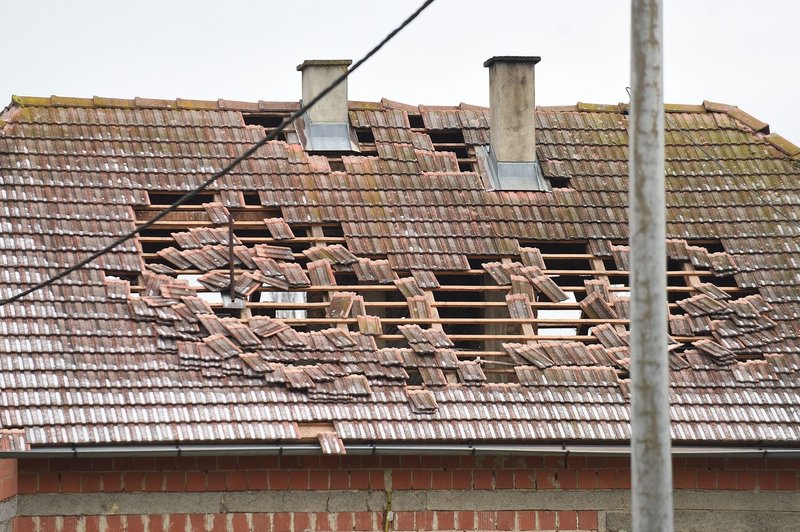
[2,442,800,459]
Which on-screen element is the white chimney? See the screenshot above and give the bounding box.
[482,56,548,191]
[297,59,359,152]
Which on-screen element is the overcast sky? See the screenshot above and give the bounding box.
[4,0,799,142]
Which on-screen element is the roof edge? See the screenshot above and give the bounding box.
[3,442,799,458]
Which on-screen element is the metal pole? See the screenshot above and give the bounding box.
[629,0,673,531]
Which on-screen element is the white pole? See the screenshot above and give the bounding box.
[629,0,673,530]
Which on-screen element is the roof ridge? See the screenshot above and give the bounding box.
[9,95,303,112]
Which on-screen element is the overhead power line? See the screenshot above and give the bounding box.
[0,0,436,308]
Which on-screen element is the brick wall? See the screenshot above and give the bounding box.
[0,460,16,503]
[10,455,800,531]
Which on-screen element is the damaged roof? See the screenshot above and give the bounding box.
[0,95,799,452]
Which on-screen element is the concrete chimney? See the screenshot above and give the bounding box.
[297,59,359,152]
[482,56,548,191]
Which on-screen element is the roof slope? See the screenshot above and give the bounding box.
[0,95,799,451]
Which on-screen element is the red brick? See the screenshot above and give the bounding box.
[226,471,248,491]
[536,469,558,489]
[674,468,696,489]
[299,455,321,469]
[696,469,716,489]
[14,516,36,532]
[394,511,415,531]
[420,456,441,468]
[340,455,363,469]
[415,511,435,531]
[369,470,385,490]
[476,510,497,530]
[391,470,412,490]
[81,472,103,493]
[236,456,259,470]
[518,510,537,531]
[39,516,57,532]
[777,470,798,490]
[319,456,341,470]
[206,471,226,491]
[102,473,123,493]
[515,471,534,489]
[152,457,178,471]
[430,470,451,490]
[37,473,59,493]
[457,511,475,530]
[168,514,187,532]
[538,511,556,529]
[85,516,101,532]
[187,514,206,532]
[436,511,455,530]
[186,471,206,492]
[18,459,47,472]
[441,456,462,469]
[294,513,312,531]
[496,510,515,530]
[577,511,598,530]
[558,510,577,530]
[164,472,186,492]
[104,516,122,531]
[315,512,334,531]
[143,472,164,492]
[126,515,146,532]
[495,469,514,489]
[451,470,471,489]
[617,469,632,489]
[195,456,216,471]
[597,469,617,489]
[288,470,309,490]
[148,515,165,532]
[380,455,401,468]
[257,455,281,469]
[558,468,577,489]
[247,470,268,490]
[61,516,82,532]
[211,514,227,531]
[353,512,374,531]
[335,512,353,531]
[269,470,290,490]
[230,513,249,532]
[274,512,292,532]
[399,455,420,468]
[737,469,757,490]
[173,456,198,471]
[134,456,156,470]
[717,470,737,489]
[252,513,270,530]
[61,472,82,493]
[217,456,237,470]
[411,470,432,490]
[577,469,597,489]
[350,470,370,489]
[123,472,144,492]
[473,469,493,489]
[758,470,778,490]
[329,470,349,490]
[17,474,36,494]
[309,470,329,490]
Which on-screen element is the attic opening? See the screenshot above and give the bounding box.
[147,192,215,206]
[429,129,475,172]
[241,113,289,142]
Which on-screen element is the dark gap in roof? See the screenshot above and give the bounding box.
[703,241,726,253]
[328,159,345,171]
[548,176,571,189]
[243,193,261,206]
[407,114,425,129]
[323,225,345,238]
[354,127,375,144]
[147,192,214,206]
[429,130,465,145]
[242,114,287,141]
[520,241,588,255]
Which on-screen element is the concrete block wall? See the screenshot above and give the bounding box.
[8,454,800,531]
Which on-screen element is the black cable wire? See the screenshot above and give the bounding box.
[666,115,800,233]
[0,0,436,307]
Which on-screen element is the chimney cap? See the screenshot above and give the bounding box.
[483,56,541,68]
[297,59,353,71]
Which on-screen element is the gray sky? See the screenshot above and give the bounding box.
[4,0,799,142]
